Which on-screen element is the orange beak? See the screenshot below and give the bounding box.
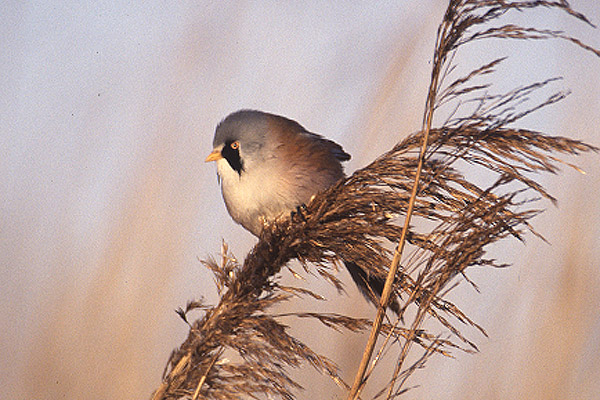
[205,149,223,162]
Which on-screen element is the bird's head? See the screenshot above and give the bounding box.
[205,110,270,176]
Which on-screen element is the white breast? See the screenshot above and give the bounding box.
[216,158,300,236]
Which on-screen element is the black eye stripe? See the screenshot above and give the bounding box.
[222,140,244,174]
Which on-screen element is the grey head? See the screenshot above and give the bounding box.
[209,110,270,174]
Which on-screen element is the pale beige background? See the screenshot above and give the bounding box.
[2,1,599,399]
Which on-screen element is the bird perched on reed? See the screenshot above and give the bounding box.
[206,109,398,312]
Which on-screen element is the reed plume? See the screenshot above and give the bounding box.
[152,1,599,399]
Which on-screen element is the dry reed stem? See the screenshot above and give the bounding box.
[192,349,222,400]
[351,1,598,396]
[152,1,599,399]
[347,9,446,396]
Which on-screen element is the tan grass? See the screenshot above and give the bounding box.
[152,1,599,399]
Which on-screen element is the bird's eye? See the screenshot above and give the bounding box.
[230,141,240,150]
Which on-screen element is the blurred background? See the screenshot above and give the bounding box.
[1,1,599,399]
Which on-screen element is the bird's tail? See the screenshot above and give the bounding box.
[344,261,400,315]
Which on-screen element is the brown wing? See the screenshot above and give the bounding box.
[263,114,350,206]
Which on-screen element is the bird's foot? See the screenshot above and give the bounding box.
[290,204,308,222]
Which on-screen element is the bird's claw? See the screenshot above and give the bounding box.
[290,204,308,222]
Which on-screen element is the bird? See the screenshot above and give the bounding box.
[206,109,397,313]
